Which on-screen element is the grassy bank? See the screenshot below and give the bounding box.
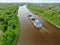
[0,5,20,45]
[27,4,60,28]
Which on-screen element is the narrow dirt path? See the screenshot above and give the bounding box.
[17,5,60,45]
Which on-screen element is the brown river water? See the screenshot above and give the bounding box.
[17,5,60,45]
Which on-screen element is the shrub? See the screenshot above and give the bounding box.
[27,4,60,27]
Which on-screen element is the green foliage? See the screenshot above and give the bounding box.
[0,5,20,45]
[27,4,60,27]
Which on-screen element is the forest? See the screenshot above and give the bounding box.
[0,4,20,45]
